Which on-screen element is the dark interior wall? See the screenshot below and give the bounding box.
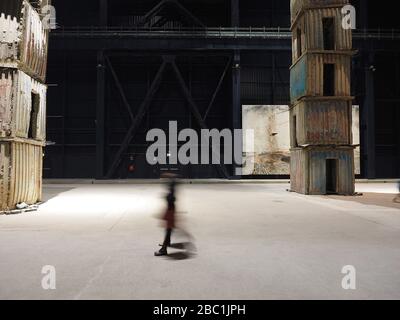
[241,51,290,105]
[45,50,234,179]
[45,51,97,178]
[45,0,400,179]
[240,0,290,28]
[374,53,400,178]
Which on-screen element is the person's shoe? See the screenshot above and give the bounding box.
[154,248,168,256]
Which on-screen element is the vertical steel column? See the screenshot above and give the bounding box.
[96,0,108,179]
[231,0,239,27]
[232,50,242,178]
[96,51,106,179]
[364,51,376,179]
[99,0,108,26]
[360,0,376,179]
[231,0,241,178]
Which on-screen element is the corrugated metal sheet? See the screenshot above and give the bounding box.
[19,0,49,81]
[291,99,352,146]
[0,0,48,211]
[308,147,355,195]
[290,147,355,195]
[292,7,353,62]
[291,0,349,24]
[290,53,352,101]
[0,140,43,211]
[305,8,352,50]
[290,148,307,193]
[290,56,307,101]
[0,12,20,65]
[0,69,47,141]
[0,0,50,81]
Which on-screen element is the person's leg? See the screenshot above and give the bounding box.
[164,228,172,247]
[155,228,172,256]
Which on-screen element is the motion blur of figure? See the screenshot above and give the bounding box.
[394,181,400,203]
[155,174,178,256]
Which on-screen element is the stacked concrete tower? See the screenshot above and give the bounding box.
[289,0,355,195]
[0,1,50,211]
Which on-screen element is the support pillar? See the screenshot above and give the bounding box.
[99,0,108,26]
[96,51,106,179]
[363,52,376,179]
[231,0,239,27]
[232,50,242,178]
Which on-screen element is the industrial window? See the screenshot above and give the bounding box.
[323,18,335,50]
[296,28,302,58]
[326,159,338,194]
[323,63,335,96]
[28,92,40,139]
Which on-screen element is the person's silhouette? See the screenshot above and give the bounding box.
[155,175,177,256]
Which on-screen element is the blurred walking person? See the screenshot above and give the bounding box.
[155,174,177,256]
[394,181,400,203]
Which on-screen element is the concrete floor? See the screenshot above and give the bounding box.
[0,182,399,300]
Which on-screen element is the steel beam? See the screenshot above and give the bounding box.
[105,60,167,178]
[203,56,232,121]
[231,50,242,178]
[231,0,239,27]
[49,37,292,52]
[171,60,230,178]
[99,0,108,26]
[363,52,376,179]
[96,50,106,179]
[104,55,135,122]
[138,0,205,28]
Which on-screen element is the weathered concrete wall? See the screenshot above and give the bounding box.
[242,105,291,175]
[242,105,360,176]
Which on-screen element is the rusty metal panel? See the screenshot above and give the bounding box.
[0,69,15,137]
[291,53,352,101]
[291,8,352,64]
[0,0,50,81]
[19,0,50,81]
[0,68,47,141]
[290,55,307,101]
[290,148,308,194]
[291,0,349,24]
[290,147,355,195]
[308,147,355,195]
[292,99,352,146]
[307,53,352,97]
[0,140,43,211]
[305,8,352,51]
[0,12,19,65]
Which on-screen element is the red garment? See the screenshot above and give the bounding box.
[163,208,175,229]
